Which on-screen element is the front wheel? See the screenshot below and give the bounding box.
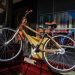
[44,35,75,72]
[0,28,22,62]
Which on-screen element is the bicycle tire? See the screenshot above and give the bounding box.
[44,35,75,72]
[0,28,22,62]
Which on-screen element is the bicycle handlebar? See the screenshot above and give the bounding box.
[25,10,33,17]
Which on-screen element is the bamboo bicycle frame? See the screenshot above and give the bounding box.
[18,17,61,54]
[5,10,62,58]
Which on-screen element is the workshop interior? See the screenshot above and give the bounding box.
[0,0,75,75]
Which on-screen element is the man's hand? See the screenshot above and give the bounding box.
[21,17,27,25]
[19,17,27,30]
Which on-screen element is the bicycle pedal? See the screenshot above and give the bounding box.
[24,57,36,65]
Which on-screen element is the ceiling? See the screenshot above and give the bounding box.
[0,0,22,13]
[13,0,22,3]
[1,0,22,5]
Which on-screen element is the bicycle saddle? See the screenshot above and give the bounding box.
[45,21,57,29]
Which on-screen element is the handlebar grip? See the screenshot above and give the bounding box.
[26,10,32,13]
[29,10,33,13]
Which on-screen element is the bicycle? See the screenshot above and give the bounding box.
[0,10,75,72]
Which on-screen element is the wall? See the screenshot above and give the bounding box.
[38,0,75,14]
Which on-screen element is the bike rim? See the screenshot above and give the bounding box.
[44,35,75,72]
[0,28,22,62]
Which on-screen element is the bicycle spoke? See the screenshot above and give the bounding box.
[0,46,6,59]
[59,36,65,45]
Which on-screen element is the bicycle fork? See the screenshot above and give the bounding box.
[46,34,65,54]
[4,29,19,45]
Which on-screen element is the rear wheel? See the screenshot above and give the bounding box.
[0,28,22,62]
[44,35,75,72]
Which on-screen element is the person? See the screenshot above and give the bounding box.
[44,21,57,36]
[19,17,28,40]
[19,17,27,29]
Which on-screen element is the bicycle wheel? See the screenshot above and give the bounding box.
[0,28,22,62]
[44,35,75,72]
